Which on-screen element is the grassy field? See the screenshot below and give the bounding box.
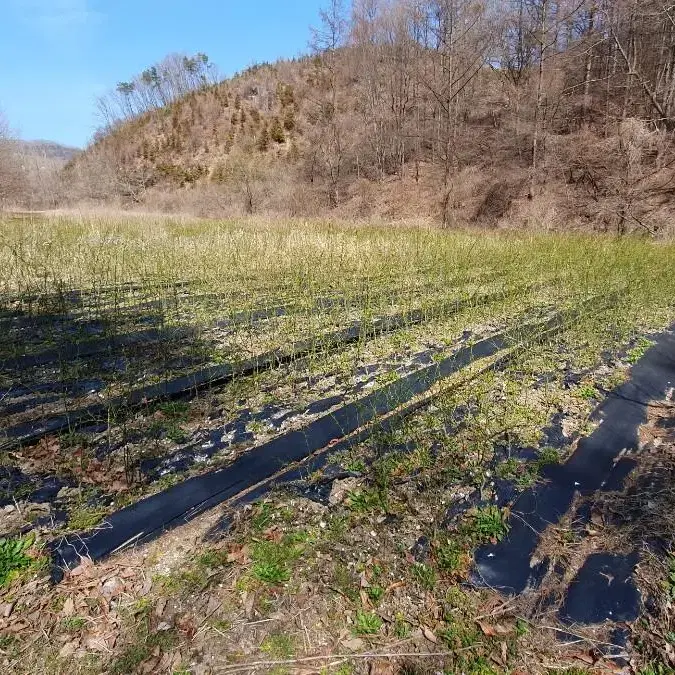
[1,213,675,674]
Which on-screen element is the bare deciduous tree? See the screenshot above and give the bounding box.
[0,110,26,207]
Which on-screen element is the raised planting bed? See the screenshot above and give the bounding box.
[0,285,523,453]
[49,306,583,577]
[471,325,675,624]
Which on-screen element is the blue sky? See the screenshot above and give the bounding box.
[1,0,325,147]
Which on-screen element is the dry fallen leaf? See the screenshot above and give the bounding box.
[422,626,437,643]
[243,592,255,620]
[109,480,128,492]
[176,614,196,639]
[590,510,604,526]
[154,597,167,618]
[61,597,75,617]
[68,556,94,577]
[341,637,364,651]
[359,589,372,609]
[264,527,283,543]
[140,655,162,673]
[58,640,79,658]
[385,580,405,593]
[369,660,395,675]
[82,631,117,652]
[226,544,250,564]
[569,650,596,665]
[476,620,512,637]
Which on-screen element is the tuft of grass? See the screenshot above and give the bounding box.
[156,401,190,419]
[410,562,436,590]
[110,629,177,674]
[394,613,411,638]
[515,618,529,637]
[0,536,36,586]
[68,505,107,531]
[196,548,229,569]
[664,554,675,599]
[627,337,655,364]
[437,539,467,575]
[439,618,480,650]
[576,383,598,400]
[638,664,674,675]
[260,633,295,659]
[537,446,561,467]
[495,457,519,480]
[251,502,274,531]
[61,616,87,632]
[365,585,384,604]
[252,560,289,585]
[110,643,150,675]
[250,537,303,585]
[353,609,383,635]
[345,488,383,513]
[469,505,509,543]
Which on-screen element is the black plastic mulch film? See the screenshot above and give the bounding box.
[1,286,519,452]
[473,326,675,624]
[49,306,572,578]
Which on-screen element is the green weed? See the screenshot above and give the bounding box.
[537,446,561,467]
[196,548,229,569]
[353,610,383,635]
[61,616,87,632]
[0,536,36,586]
[394,614,411,638]
[260,633,295,658]
[68,506,107,531]
[251,502,274,531]
[411,562,436,590]
[576,383,598,400]
[110,644,150,675]
[252,561,289,584]
[639,664,675,675]
[332,563,359,602]
[365,585,384,604]
[469,505,509,543]
[664,554,675,599]
[437,539,467,575]
[439,619,480,649]
[627,337,655,364]
[345,488,383,513]
[250,537,303,585]
[156,401,189,420]
[495,457,519,480]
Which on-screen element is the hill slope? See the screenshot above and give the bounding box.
[65,4,675,235]
[16,140,80,162]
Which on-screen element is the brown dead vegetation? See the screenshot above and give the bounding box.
[20,0,669,235]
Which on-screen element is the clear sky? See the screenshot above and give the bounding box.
[1,0,325,148]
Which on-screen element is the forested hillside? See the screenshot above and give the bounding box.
[59,0,675,233]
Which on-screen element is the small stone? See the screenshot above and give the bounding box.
[328,477,361,506]
[56,487,82,501]
[24,502,50,517]
[341,637,364,651]
[101,576,124,599]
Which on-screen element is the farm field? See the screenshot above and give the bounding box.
[1,213,675,674]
